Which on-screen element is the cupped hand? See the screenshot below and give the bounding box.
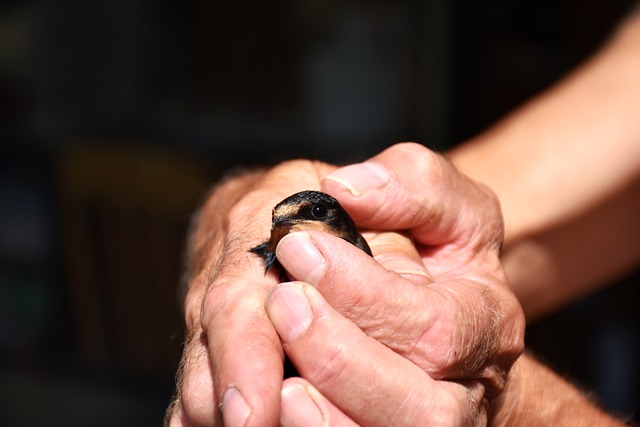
[322,143,525,382]
[272,143,525,423]
[270,280,488,427]
[165,160,336,426]
[165,143,525,426]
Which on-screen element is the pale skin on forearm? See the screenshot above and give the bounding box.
[500,179,640,320]
[450,12,640,320]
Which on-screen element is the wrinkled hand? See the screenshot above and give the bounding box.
[271,143,524,425]
[271,278,496,426]
[165,159,335,426]
[165,143,525,426]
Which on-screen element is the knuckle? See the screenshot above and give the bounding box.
[199,275,243,330]
[306,341,351,390]
[391,141,432,157]
[410,310,462,377]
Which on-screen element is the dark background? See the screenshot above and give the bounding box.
[1,0,638,425]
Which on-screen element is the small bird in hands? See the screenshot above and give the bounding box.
[250,190,372,378]
[250,190,372,276]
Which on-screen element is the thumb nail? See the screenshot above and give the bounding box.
[323,162,390,196]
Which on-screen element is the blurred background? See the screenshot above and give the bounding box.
[1,0,638,425]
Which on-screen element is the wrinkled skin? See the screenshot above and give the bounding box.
[165,143,525,426]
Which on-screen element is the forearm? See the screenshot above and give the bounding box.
[493,353,628,426]
[449,12,640,317]
[502,177,640,320]
[450,12,640,243]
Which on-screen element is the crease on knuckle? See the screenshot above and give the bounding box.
[309,341,350,391]
[406,293,458,376]
[199,274,245,331]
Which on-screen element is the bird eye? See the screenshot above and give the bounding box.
[311,203,328,218]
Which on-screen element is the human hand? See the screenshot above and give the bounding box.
[269,142,525,424]
[165,143,525,426]
[271,276,500,426]
[270,277,490,426]
[165,159,336,426]
[275,306,623,427]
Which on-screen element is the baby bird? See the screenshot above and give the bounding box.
[250,190,371,378]
[250,190,372,274]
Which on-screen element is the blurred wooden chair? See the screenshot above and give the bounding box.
[57,141,215,381]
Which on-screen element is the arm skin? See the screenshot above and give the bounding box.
[450,12,640,320]
[165,143,526,426]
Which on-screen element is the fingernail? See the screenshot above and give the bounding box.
[281,384,325,427]
[266,283,312,343]
[276,233,325,285]
[323,161,390,196]
[221,387,250,427]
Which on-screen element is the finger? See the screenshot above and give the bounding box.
[182,266,285,427]
[275,228,431,287]
[200,257,285,426]
[362,230,433,285]
[280,378,359,427]
[276,231,524,381]
[266,282,488,426]
[195,160,338,426]
[321,142,504,256]
[168,329,220,427]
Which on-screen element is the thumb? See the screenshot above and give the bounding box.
[321,142,503,251]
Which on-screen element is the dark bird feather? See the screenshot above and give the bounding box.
[250,190,372,274]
